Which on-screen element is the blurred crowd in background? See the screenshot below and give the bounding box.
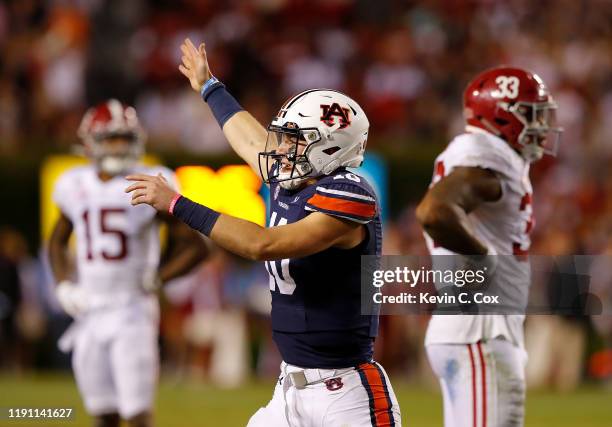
[1,0,612,389]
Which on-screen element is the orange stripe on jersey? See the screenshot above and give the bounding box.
[358,363,395,426]
[307,194,375,219]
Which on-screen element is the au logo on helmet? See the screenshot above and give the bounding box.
[320,103,351,129]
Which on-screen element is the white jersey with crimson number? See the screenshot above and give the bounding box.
[424,127,533,348]
[53,164,176,304]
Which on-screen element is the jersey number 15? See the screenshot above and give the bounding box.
[81,208,128,261]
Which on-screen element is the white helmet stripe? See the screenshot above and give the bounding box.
[108,99,124,124]
[282,88,349,112]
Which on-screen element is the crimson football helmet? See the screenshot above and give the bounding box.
[463,67,562,162]
[77,99,145,175]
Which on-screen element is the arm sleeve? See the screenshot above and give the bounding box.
[305,182,378,224]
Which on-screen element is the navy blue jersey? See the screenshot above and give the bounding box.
[266,168,382,368]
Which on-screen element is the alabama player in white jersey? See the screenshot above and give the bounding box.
[48,100,206,427]
[416,67,562,427]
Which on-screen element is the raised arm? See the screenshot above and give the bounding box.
[178,38,267,175]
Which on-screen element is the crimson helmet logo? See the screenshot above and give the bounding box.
[320,103,351,129]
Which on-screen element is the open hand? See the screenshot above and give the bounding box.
[125,173,178,212]
[178,38,212,92]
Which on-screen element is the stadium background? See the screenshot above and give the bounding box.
[0,0,611,425]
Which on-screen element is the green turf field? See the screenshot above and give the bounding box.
[0,373,610,426]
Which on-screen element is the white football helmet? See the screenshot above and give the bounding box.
[259,89,370,190]
[77,99,146,175]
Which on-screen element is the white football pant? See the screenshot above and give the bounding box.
[248,361,401,427]
[427,339,527,427]
[69,297,159,419]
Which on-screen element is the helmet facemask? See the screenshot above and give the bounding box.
[258,123,322,190]
[87,132,143,176]
[505,100,563,162]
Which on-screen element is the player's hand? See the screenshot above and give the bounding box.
[55,281,89,317]
[178,38,212,92]
[125,173,177,212]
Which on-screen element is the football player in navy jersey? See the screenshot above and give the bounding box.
[125,39,401,426]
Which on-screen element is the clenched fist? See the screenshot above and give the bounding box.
[125,173,178,212]
[178,38,212,92]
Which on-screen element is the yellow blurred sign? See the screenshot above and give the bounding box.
[40,156,265,242]
[175,165,266,226]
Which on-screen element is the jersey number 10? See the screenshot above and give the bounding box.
[265,212,297,295]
